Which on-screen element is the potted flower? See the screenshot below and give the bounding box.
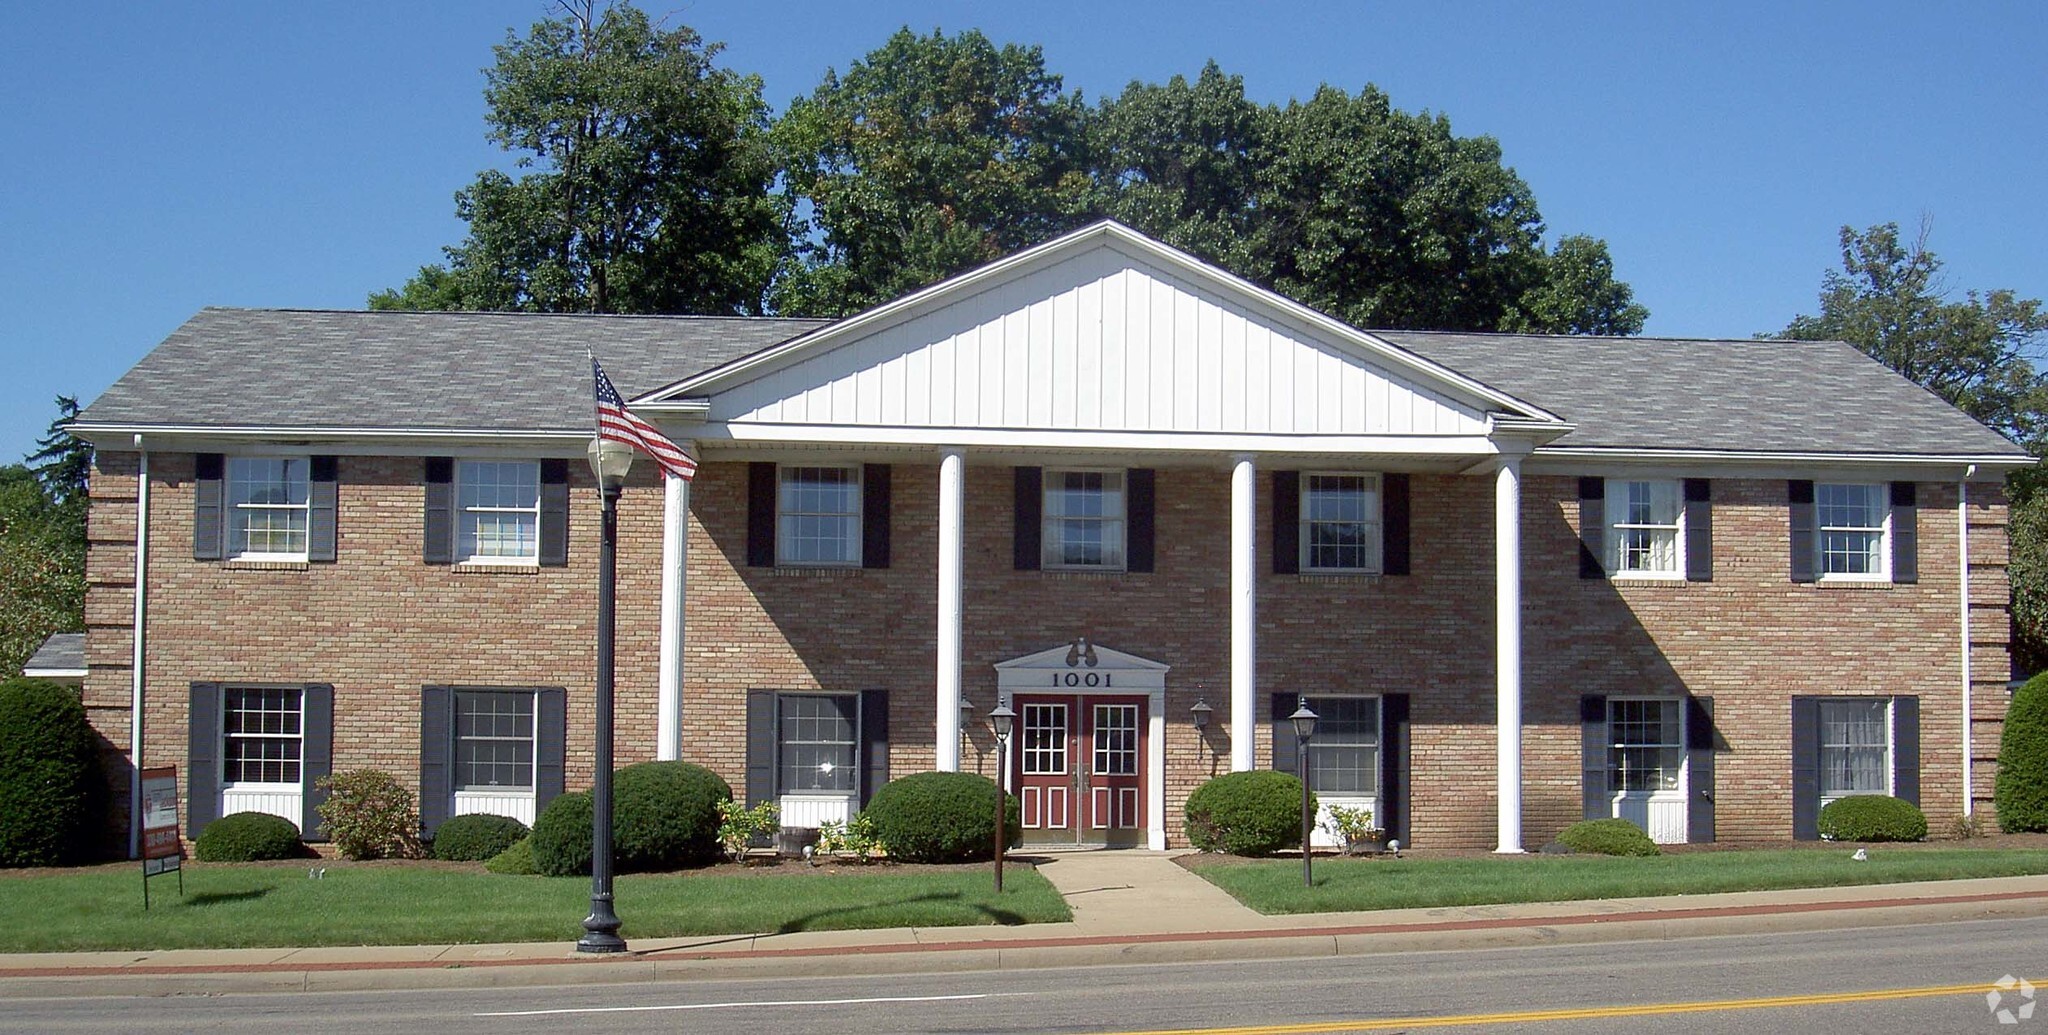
[1321,804,1386,855]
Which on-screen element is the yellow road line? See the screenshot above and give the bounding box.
[1090,978,2037,1034]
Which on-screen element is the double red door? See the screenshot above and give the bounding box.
[1013,695,1145,846]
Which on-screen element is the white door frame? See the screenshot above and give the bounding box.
[996,643,1168,849]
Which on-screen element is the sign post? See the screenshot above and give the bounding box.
[140,766,182,909]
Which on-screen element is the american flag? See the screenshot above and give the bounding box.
[592,357,697,481]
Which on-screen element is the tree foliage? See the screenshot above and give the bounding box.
[2,398,87,677]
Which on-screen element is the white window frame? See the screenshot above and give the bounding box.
[226,456,310,561]
[776,464,863,568]
[1816,483,1891,582]
[774,692,860,797]
[1606,479,1685,579]
[1042,467,1127,571]
[1606,696,1685,794]
[1818,697,1894,804]
[453,689,537,793]
[1299,473,1383,574]
[1299,695,1382,796]
[221,685,303,790]
[455,460,541,565]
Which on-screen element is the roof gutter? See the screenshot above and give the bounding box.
[1530,446,2034,470]
[68,422,594,449]
[129,437,149,861]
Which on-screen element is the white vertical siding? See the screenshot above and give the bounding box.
[778,794,853,830]
[221,787,302,833]
[453,791,537,827]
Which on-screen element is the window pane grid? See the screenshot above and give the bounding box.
[1608,699,1681,792]
[458,461,540,562]
[1302,475,1381,572]
[228,457,309,557]
[778,467,861,566]
[1093,705,1139,776]
[1022,704,1068,775]
[456,691,535,790]
[1609,480,1680,574]
[1819,699,1890,797]
[1817,484,1886,576]
[224,687,302,784]
[1044,471,1126,569]
[777,694,856,793]
[1301,697,1380,794]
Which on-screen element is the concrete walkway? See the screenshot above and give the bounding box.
[4,860,2048,997]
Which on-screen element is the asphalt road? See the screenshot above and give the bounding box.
[7,917,2045,1034]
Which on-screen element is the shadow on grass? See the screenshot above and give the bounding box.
[773,890,1025,934]
[185,888,270,907]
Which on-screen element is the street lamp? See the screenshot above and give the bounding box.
[578,437,634,954]
[989,701,1016,893]
[1289,699,1319,889]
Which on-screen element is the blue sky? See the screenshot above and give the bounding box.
[3,1,2044,463]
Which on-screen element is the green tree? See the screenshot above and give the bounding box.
[372,1,783,314]
[771,28,1095,316]
[2,398,88,677]
[1089,61,1266,278]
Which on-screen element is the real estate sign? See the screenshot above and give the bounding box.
[141,767,181,905]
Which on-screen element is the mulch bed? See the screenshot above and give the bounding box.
[1177,830,2048,869]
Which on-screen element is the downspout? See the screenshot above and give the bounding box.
[1960,464,1976,818]
[129,436,150,859]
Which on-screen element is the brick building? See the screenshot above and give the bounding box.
[67,222,2029,855]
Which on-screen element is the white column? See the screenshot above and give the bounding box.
[656,469,690,761]
[936,448,966,771]
[1960,466,1976,816]
[1494,457,1525,853]
[1230,454,1258,771]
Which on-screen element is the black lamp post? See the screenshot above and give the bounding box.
[578,437,634,954]
[1289,699,1319,889]
[990,701,1016,893]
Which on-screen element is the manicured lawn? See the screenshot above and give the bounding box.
[1188,848,2048,915]
[0,862,1070,953]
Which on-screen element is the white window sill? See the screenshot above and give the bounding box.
[452,561,540,575]
[1609,573,1687,585]
[1044,567,1130,579]
[224,557,309,571]
[224,782,302,793]
[1815,576,1895,589]
[455,787,535,797]
[1297,571,1384,582]
[770,566,864,577]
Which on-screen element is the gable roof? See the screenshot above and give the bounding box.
[22,632,84,681]
[1382,330,2027,458]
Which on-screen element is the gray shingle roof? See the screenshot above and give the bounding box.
[79,308,831,432]
[1380,331,2026,457]
[23,632,84,675]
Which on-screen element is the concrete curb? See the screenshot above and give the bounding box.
[4,886,2046,998]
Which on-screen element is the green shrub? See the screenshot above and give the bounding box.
[1997,672,2048,832]
[0,677,102,866]
[485,837,538,875]
[433,814,529,861]
[863,771,1019,863]
[529,791,592,877]
[315,769,423,860]
[1818,795,1928,842]
[1184,770,1312,856]
[614,761,731,870]
[194,811,304,861]
[1557,818,1661,856]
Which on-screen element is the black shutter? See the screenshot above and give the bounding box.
[1892,696,1920,806]
[1684,478,1713,583]
[423,458,454,564]
[859,689,889,808]
[1788,480,1817,583]
[187,682,221,836]
[308,456,338,563]
[1271,692,1300,774]
[1379,694,1411,845]
[538,459,569,567]
[747,463,777,567]
[862,464,891,569]
[1581,695,1608,820]
[418,686,452,837]
[1382,473,1411,576]
[745,689,776,806]
[301,683,334,842]
[193,453,225,560]
[536,687,566,815]
[1126,468,1156,573]
[1273,471,1300,575]
[1686,696,1715,844]
[1013,467,1042,570]
[1891,482,1919,584]
[1791,696,1820,839]
[1578,477,1605,579]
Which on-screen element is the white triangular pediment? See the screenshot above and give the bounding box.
[995,641,1169,691]
[678,224,1554,440]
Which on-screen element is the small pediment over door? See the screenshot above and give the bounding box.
[995,641,1169,693]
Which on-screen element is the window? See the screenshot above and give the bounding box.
[457,461,540,563]
[455,691,535,791]
[777,466,862,566]
[777,694,857,794]
[1303,697,1380,794]
[223,686,302,785]
[1817,483,1888,578]
[1043,469,1125,569]
[227,457,308,559]
[1819,698,1891,799]
[1608,699,1682,792]
[1607,480,1682,576]
[1300,474,1382,573]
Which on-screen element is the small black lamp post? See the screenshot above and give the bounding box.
[1289,699,1319,889]
[990,701,1016,893]
[578,437,634,954]
[1190,698,1212,733]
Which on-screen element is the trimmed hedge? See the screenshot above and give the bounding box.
[433,814,530,861]
[527,762,733,877]
[1557,818,1660,856]
[1997,672,2048,832]
[194,811,304,861]
[485,837,538,875]
[0,677,102,866]
[1183,770,1313,856]
[863,771,1019,863]
[1818,794,1928,842]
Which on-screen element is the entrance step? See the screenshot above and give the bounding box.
[1028,850,1281,934]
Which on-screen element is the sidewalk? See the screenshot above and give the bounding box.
[5,852,2047,997]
